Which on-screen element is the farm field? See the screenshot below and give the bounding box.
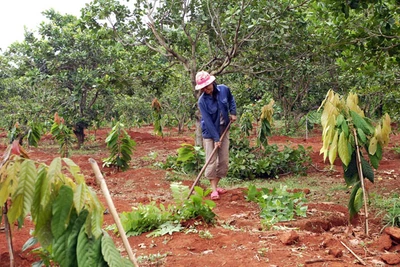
[1,125,400,267]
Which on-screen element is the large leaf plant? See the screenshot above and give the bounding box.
[0,142,134,266]
[257,99,275,148]
[103,122,136,171]
[319,89,391,225]
[50,112,74,158]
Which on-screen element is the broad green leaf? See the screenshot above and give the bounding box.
[63,158,85,184]
[338,131,350,166]
[344,153,358,186]
[348,182,361,219]
[368,153,380,169]
[245,184,260,201]
[357,128,366,144]
[33,206,53,248]
[16,160,37,218]
[368,137,377,155]
[375,142,383,160]
[101,232,123,267]
[74,183,86,213]
[194,186,205,197]
[204,199,216,208]
[48,157,62,182]
[350,110,374,135]
[27,125,42,147]
[0,174,12,206]
[6,160,21,196]
[87,188,104,238]
[67,210,89,267]
[40,158,62,207]
[52,217,73,267]
[361,157,374,183]
[341,120,349,137]
[7,194,23,224]
[105,129,117,144]
[103,122,135,170]
[31,167,47,223]
[51,185,74,238]
[122,257,134,266]
[354,187,364,213]
[22,237,38,252]
[32,167,53,247]
[336,114,344,127]
[177,144,195,162]
[77,226,103,267]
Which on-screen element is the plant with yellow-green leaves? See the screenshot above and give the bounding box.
[0,142,134,266]
[151,98,163,137]
[50,112,74,158]
[103,121,136,171]
[319,90,391,233]
[258,99,275,147]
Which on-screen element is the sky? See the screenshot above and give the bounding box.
[0,0,93,51]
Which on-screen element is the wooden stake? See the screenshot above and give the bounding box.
[89,158,139,267]
[1,146,14,267]
[341,241,366,266]
[4,203,14,267]
[353,129,369,236]
[305,259,343,264]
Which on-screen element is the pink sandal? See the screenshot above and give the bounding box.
[210,191,220,200]
[216,188,227,194]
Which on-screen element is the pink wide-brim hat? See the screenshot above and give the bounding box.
[195,71,215,90]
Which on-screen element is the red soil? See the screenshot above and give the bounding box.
[1,125,400,266]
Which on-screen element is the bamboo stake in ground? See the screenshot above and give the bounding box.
[1,146,14,267]
[4,204,14,267]
[89,158,139,267]
[353,129,369,236]
[341,241,366,266]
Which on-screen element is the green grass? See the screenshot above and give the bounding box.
[392,144,400,155]
[69,147,102,156]
[370,192,400,210]
[370,192,400,229]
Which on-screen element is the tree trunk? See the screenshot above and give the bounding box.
[178,121,184,134]
[73,122,86,149]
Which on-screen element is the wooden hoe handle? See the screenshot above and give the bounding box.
[187,121,232,199]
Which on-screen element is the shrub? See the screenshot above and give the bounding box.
[245,184,308,229]
[158,144,205,174]
[119,183,216,237]
[228,125,312,179]
[103,122,136,171]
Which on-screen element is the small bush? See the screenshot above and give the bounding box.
[158,125,311,180]
[119,184,216,237]
[228,125,312,179]
[103,122,136,171]
[158,144,205,174]
[245,184,308,229]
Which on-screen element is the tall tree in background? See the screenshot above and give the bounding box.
[2,9,138,148]
[87,0,330,143]
[312,0,400,118]
[1,0,398,143]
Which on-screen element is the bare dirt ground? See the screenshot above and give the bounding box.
[1,125,400,267]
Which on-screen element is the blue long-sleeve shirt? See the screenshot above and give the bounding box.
[198,84,237,142]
